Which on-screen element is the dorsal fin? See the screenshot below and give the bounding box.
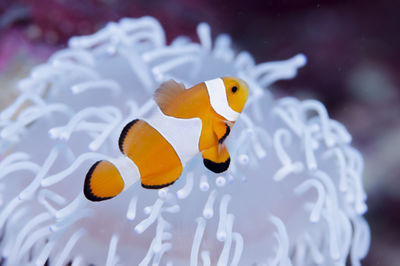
[154,80,185,111]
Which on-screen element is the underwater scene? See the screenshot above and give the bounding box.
[0,1,398,265]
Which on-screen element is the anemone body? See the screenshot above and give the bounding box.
[0,17,370,266]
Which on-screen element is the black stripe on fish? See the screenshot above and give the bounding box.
[119,119,139,153]
[218,123,230,144]
[203,157,230,173]
[141,181,176,189]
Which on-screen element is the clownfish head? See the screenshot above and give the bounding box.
[222,77,249,115]
[204,77,249,122]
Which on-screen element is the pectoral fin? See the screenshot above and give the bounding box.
[202,144,230,173]
[213,120,231,144]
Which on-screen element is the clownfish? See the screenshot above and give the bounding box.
[84,77,249,201]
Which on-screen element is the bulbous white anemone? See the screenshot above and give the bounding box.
[0,17,370,266]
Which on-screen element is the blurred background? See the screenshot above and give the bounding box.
[0,0,398,264]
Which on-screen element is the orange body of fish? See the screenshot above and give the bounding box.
[84,77,249,201]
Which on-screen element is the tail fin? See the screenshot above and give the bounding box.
[84,160,125,201]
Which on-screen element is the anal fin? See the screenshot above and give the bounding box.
[141,166,182,189]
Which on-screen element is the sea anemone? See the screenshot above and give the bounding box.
[0,17,370,265]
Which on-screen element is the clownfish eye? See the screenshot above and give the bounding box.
[231,86,238,93]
